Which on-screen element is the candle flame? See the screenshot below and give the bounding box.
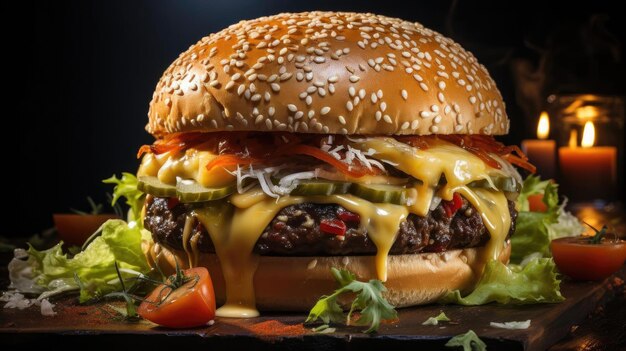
[576,105,598,120]
[569,129,578,148]
[537,111,550,139]
[581,121,595,148]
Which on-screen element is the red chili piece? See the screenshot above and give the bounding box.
[167,197,180,209]
[320,219,347,236]
[338,211,360,224]
[442,193,463,217]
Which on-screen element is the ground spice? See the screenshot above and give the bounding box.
[249,319,308,336]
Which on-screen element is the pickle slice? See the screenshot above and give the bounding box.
[349,183,411,205]
[289,180,351,196]
[469,176,520,193]
[176,179,236,202]
[137,176,177,197]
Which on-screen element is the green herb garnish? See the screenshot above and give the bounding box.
[305,268,397,333]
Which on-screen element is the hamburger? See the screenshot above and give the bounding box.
[137,12,534,318]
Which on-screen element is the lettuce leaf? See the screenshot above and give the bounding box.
[445,330,487,351]
[103,173,145,224]
[8,220,152,302]
[510,176,584,263]
[440,258,564,305]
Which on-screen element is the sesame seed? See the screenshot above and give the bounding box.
[413,74,423,82]
[349,86,356,97]
[371,93,378,104]
[225,81,235,90]
[338,115,346,125]
[430,125,439,133]
[420,111,431,118]
[349,75,360,83]
[401,89,408,100]
[321,106,331,115]
[380,102,387,112]
[401,121,410,129]
[328,75,339,83]
[271,83,280,92]
[383,115,393,123]
[251,94,261,101]
[209,80,220,87]
[346,101,354,111]
[375,111,382,121]
[237,85,245,96]
[411,120,419,129]
[419,82,429,91]
[314,56,326,63]
[434,115,442,124]
[438,81,446,90]
[438,92,445,103]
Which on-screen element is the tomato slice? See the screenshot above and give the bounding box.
[550,237,626,281]
[527,194,548,212]
[138,267,216,328]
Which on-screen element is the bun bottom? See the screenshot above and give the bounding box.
[143,241,511,311]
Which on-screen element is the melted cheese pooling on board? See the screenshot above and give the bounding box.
[140,137,513,318]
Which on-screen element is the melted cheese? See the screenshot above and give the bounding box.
[138,150,235,187]
[455,186,510,262]
[196,191,407,318]
[144,136,513,319]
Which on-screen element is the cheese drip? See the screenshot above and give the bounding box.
[195,189,407,318]
[144,136,514,318]
[351,137,512,263]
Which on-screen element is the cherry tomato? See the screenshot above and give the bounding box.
[138,267,216,328]
[550,237,626,281]
[527,194,548,212]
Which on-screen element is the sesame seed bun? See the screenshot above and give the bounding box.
[144,241,511,310]
[147,12,509,137]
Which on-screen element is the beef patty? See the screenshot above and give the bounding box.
[144,196,517,256]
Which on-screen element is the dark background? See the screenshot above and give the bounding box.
[8,0,626,237]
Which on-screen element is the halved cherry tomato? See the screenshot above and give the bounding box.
[550,236,626,281]
[527,194,548,212]
[138,267,216,328]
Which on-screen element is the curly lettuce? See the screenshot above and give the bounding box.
[510,175,584,263]
[103,173,145,224]
[8,220,152,302]
[440,258,564,305]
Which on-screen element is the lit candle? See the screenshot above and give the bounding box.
[558,121,617,202]
[521,112,556,179]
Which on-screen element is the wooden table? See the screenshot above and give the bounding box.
[1,266,624,351]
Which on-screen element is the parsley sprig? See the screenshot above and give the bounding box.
[305,268,397,333]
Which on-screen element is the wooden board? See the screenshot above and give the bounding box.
[2,267,623,351]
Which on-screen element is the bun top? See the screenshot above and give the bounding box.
[147,12,509,137]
